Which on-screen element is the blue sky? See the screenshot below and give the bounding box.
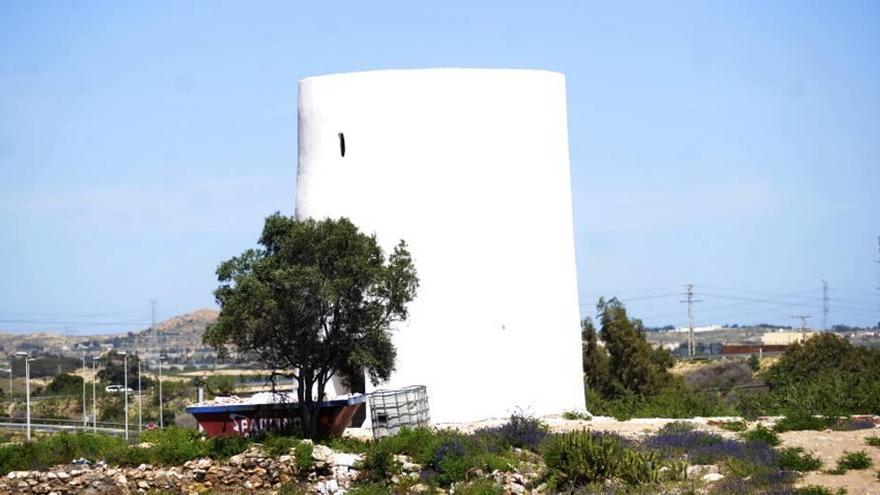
[1,1,878,334]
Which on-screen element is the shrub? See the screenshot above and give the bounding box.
[477,452,517,472]
[45,373,85,396]
[360,441,400,482]
[294,442,314,473]
[793,486,846,495]
[719,420,748,432]
[685,361,756,393]
[378,427,438,464]
[0,431,129,474]
[756,334,880,417]
[773,415,833,432]
[324,436,371,454]
[645,428,723,455]
[740,425,780,446]
[562,411,591,421]
[475,413,548,451]
[206,375,237,396]
[140,427,207,465]
[118,444,153,466]
[778,447,822,471]
[656,421,696,434]
[263,434,301,457]
[645,426,779,469]
[455,479,504,495]
[836,450,872,471]
[712,468,797,494]
[541,430,671,489]
[428,437,471,485]
[346,484,391,495]
[278,480,309,495]
[866,435,880,447]
[748,354,761,372]
[585,382,735,420]
[207,435,252,459]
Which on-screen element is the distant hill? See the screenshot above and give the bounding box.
[0,309,219,358]
[130,308,219,351]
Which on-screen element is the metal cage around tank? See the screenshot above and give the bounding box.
[368,385,430,438]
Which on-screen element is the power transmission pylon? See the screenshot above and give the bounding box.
[822,280,829,331]
[791,315,810,332]
[680,284,702,357]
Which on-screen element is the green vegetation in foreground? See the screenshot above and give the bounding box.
[0,428,298,474]
[718,420,748,432]
[581,297,880,420]
[740,425,780,446]
[344,414,826,494]
[581,298,736,420]
[828,450,873,474]
[778,447,823,472]
[0,412,848,495]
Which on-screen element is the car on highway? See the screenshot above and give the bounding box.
[104,385,134,394]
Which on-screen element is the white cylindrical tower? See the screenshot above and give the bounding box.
[296,68,584,423]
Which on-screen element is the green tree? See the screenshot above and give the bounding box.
[45,373,84,395]
[97,350,148,387]
[191,375,237,396]
[581,317,609,393]
[203,214,419,436]
[596,298,673,397]
[747,354,761,372]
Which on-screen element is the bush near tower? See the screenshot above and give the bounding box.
[204,213,419,437]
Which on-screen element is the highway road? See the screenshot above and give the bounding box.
[0,417,128,436]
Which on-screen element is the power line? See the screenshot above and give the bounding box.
[695,284,824,300]
[692,288,818,315]
[579,285,683,297]
[579,292,684,306]
[694,292,877,313]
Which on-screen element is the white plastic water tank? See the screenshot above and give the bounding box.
[296,68,584,422]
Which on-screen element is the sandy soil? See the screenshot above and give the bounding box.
[782,428,880,495]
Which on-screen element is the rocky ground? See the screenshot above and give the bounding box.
[1,441,360,495]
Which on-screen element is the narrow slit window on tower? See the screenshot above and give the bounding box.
[338,132,346,157]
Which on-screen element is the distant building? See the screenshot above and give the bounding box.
[761,331,818,346]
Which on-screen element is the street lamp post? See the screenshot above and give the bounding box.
[158,355,164,428]
[14,352,32,441]
[120,351,129,441]
[5,359,12,399]
[137,353,142,434]
[82,351,87,428]
[92,356,99,433]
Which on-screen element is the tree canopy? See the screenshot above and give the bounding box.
[97,350,148,387]
[203,214,419,436]
[582,298,674,398]
[45,373,84,396]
